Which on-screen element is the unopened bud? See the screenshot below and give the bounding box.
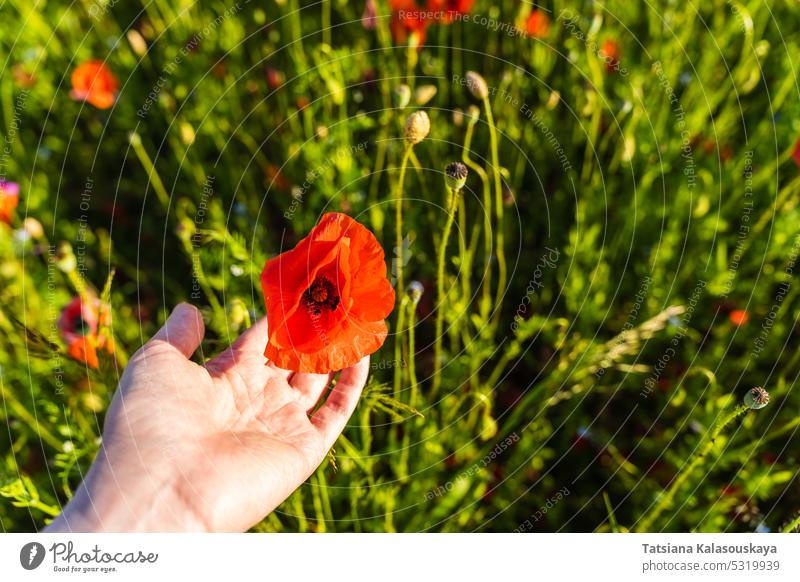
[465,71,489,100]
[55,242,77,273]
[404,110,431,145]
[23,217,44,239]
[414,84,437,106]
[394,84,411,109]
[408,280,424,302]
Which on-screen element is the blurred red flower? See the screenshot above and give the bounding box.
[261,212,395,373]
[427,0,475,23]
[0,180,20,225]
[362,0,378,30]
[525,9,551,38]
[59,296,114,369]
[729,309,748,326]
[70,60,119,109]
[390,0,430,46]
[792,138,800,167]
[599,39,621,73]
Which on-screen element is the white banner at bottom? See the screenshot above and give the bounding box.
[1,533,798,581]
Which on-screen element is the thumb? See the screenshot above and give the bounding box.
[150,303,205,359]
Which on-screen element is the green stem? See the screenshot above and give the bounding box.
[393,295,408,400]
[321,0,331,47]
[407,294,421,409]
[432,187,461,394]
[129,132,170,208]
[392,145,414,403]
[636,404,750,532]
[462,114,493,320]
[483,96,507,327]
[782,513,800,533]
[394,145,413,302]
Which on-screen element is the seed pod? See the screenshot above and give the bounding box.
[445,161,468,191]
[465,71,489,100]
[404,110,431,145]
[744,386,769,410]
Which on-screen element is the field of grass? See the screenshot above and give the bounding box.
[2,0,800,532]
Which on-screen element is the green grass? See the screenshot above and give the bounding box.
[2,0,800,532]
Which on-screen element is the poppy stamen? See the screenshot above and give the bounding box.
[302,277,340,316]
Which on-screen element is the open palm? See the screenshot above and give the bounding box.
[46,304,369,532]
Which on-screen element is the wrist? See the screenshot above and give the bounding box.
[44,450,209,533]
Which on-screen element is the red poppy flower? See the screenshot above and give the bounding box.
[261,212,395,373]
[59,296,114,369]
[390,0,430,46]
[599,39,621,73]
[525,9,551,38]
[70,60,119,109]
[729,309,748,326]
[0,180,20,225]
[426,0,474,23]
[792,138,800,167]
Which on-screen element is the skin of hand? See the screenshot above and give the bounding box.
[44,303,370,532]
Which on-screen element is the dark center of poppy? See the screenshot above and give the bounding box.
[302,277,340,316]
[74,316,91,336]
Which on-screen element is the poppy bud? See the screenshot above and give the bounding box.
[408,280,424,302]
[404,110,430,145]
[23,218,44,239]
[452,108,464,127]
[126,30,148,57]
[744,386,769,410]
[227,298,250,331]
[465,71,489,100]
[55,242,77,273]
[466,104,481,122]
[394,84,411,109]
[445,162,468,191]
[414,84,437,106]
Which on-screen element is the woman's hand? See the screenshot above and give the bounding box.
[45,303,369,532]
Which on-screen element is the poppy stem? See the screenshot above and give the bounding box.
[462,111,493,321]
[394,144,413,298]
[635,403,750,532]
[432,187,461,394]
[393,295,408,400]
[407,291,421,409]
[392,144,414,398]
[483,95,507,329]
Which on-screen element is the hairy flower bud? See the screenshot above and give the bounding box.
[394,84,411,109]
[23,217,44,239]
[55,242,77,273]
[414,84,437,106]
[404,110,430,145]
[465,71,489,100]
[408,280,424,302]
[445,162,468,191]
